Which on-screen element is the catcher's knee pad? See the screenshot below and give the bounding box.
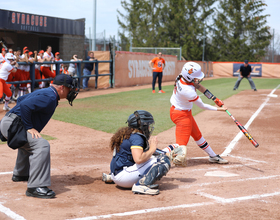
[172,145,187,166]
[139,157,170,186]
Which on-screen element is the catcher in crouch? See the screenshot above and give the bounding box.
[106,110,171,195]
[170,62,228,166]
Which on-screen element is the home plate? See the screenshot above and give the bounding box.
[204,171,239,177]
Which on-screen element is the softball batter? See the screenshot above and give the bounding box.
[170,62,228,165]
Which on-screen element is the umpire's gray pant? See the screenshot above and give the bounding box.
[0,115,51,188]
[233,75,256,90]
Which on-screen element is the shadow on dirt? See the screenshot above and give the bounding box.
[51,174,97,195]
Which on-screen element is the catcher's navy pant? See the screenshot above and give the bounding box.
[0,114,51,188]
[233,75,256,90]
[111,156,157,188]
[152,71,163,90]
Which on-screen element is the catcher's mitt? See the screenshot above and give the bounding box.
[170,145,187,166]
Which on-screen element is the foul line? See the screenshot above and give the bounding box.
[0,203,25,220]
[221,85,280,156]
[68,187,280,220]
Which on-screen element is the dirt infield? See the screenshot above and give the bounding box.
[1,84,280,220]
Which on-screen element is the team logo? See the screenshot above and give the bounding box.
[188,68,193,74]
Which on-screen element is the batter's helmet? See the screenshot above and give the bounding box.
[181,62,204,83]
[127,110,155,140]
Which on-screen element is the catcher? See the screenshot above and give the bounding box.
[169,62,228,166]
[104,110,172,195]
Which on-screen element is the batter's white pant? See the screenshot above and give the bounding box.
[111,156,157,188]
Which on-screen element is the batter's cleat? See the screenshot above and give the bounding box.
[102,173,114,184]
[26,187,56,199]
[12,175,29,182]
[3,106,11,111]
[254,89,257,91]
[158,90,165,93]
[132,184,159,195]
[152,90,156,93]
[209,155,228,164]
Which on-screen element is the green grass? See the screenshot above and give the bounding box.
[53,78,280,135]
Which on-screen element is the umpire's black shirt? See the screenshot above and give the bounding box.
[240,64,252,77]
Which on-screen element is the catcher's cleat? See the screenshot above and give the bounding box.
[171,145,187,166]
[209,155,228,164]
[132,184,159,195]
[102,173,114,184]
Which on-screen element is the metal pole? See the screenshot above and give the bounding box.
[129,35,132,52]
[104,29,106,51]
[272,29,275,63]
[92,0,96,51]
[202,22,205,61]
[180,47,182,60]
[89,27,92,51]
[113,36,116,87]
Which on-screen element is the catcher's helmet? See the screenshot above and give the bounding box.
[181,62,204,83]
[127,110,155,140]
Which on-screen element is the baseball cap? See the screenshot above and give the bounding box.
[53,74,75,88]
[23,46,28,51]
[29,51,33,55]
[5,53,14,60]
[24,49,29,53]
[2,48,6,51]
[39,50,44,54]
[55,52,60,56]
[244,60,248,64]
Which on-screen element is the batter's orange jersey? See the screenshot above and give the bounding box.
[151,57,165,72]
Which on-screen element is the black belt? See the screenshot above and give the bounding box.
[5,113,19,120]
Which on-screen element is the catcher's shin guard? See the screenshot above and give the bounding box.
[172,145,187,166]
[138,155,171,186]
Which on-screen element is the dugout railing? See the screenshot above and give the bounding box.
[6,59,114,92]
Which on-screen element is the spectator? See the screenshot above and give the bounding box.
[0,48,7,63]
[149,52,166,93]
[233,60,257,91]
[83,51,97,91]
[35,50,46,89]
[0,53,18,110]
[40,46,55,80]
[53,52,63,75]
[68,54,82,77]
[62,66,68,74]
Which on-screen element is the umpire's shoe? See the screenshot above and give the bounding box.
[26,187,56,199]
[12,175,29,182]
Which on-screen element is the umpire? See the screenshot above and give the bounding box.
[0,74,79,199]
[233,60,257,91]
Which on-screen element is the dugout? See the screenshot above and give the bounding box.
[0,9,85,61]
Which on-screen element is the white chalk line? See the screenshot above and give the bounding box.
[179,175,280,189]
[68,184,280,220]
[0,203,26,220]
[221,85,280,157]
[198,191,280,204]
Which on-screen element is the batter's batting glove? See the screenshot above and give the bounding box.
[214,98,224,107]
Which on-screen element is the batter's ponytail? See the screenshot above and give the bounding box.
[174,74,182,87]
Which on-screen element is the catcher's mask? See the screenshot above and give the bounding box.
[181,62,204,84]
[127,110,155,140]
[53,74,79,106]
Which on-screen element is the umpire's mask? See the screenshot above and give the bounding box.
[53,74,79,106]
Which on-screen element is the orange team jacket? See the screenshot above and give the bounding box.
[151,57,165,72]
